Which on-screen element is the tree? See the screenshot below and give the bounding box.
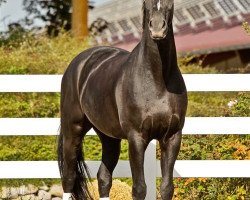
[0,0,6,6]
[72,0,88,38]
[23,0,94,36]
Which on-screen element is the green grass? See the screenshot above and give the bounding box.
[0,32,90,74]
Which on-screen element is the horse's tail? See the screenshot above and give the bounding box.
[57,127,93,200]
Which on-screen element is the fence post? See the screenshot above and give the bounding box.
[144,140,157,200]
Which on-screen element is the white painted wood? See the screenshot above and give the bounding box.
[0,75,62,92]
[0,118,61,136]
[0,118,95,136]
[183,117,250,134]
[63,193,72,200]
[159,160,250,178]
[144,140,157,200]
[1,160,250,179]
[0,74,250,92]
[1,117,249,136]
[184,74,250,92]
[0,161,60,179]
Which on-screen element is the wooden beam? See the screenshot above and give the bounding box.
[1,74,250,92]
[1,160,250,178]
[1,117,250,135]
[72,0,88,38]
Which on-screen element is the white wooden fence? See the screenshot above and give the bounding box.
[0,74,250,199]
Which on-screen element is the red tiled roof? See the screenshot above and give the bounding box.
[175,24,250,54]
[115,24,250,54]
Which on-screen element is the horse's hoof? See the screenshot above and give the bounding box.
[63,193,72,200]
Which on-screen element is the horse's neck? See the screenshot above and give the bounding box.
[136,26,178,86]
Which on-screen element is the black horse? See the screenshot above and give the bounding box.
[58,0,187,199]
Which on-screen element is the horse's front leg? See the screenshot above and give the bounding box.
[128,131,149,200]
[96,130,121,199]
[159,131,182,200]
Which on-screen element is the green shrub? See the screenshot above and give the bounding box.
[0,136,56,161]
[179,135,250,160]
[0,93,60,118]
[179,55,218,74]
[1,92,249,118]
[0,32,90,74]
[173,178,250,200]
[227,92,250,117]
[187,92,248,117]
[242,21,250,36]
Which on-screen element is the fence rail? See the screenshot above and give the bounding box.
[1,160,250,179]
[0,74,250,92]
[1,74,250,200]
[0,117,250,135]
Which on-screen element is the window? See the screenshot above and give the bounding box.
[174,8,188,23]
[239,0,250,11]
[108,23,119,34]
[218,0,238,15]
[204,1,220,17]
[131,16,142,30]
[187,5,205,20]
[118,19,131,32]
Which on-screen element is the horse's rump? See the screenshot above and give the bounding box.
[62,46,129,138]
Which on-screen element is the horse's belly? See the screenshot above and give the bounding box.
[81,91,125,139]
[86,112,124,139]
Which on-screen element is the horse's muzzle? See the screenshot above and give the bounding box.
[149,16,168,40]
[150,31,167,40]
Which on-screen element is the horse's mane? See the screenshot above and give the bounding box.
[142,0,147,29]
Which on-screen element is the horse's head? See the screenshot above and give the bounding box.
[143,0,174,40]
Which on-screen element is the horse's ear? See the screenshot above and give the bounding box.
[170,7,174,22]
[142,0,147,29]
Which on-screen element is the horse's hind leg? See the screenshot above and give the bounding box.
[94,129,121,199]
[159,131,182,200]
[58,110,92,199]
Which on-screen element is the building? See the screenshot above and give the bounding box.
[89,0,250,69]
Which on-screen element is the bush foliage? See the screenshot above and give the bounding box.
[0,32,89,74]
[242,21,250,36]
[0,32,249,199]
[0,93,59,118]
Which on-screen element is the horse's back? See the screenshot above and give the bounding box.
[62,46,129,92]
[64,46,128,77]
